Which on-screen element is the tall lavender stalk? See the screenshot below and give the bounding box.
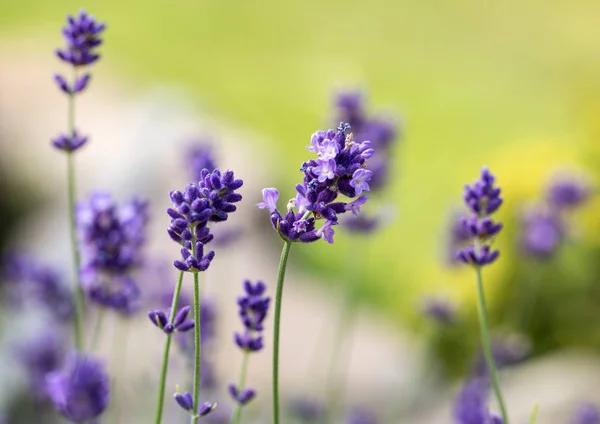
[52,10,106,350]
[257,123,375,424]
[153,169,243,424]
[456,167,508,424]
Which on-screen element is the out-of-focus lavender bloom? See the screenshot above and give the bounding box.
[519,207,563,259]
[445,211,473,265]
[229,280,270,406]
[168,168,243,272]
[257,123,374,244]
[473,336,530,378]
[46,354,109,422]
[77,192,149,315]
[546,174,591,210]
[453,378,500,424]
[233,280,270,352]
[51,130,89,153]
[346,407,379,424]
[1,253,73,320]
[18,332,66,399]
[288,397,327,422]
[422,296,457,325]
[148,305,195,334]
[55,10,106,67]
[456,168,503,267]
[570,404,600,424]
[173,389,216,417]
[187,143,218,182]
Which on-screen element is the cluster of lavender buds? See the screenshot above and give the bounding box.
[168,168,243,271]
[174,389,216,417]
[52,9,105,152]
[520,173,592,259]
[453,378,502,424]
[456,168,503,267]
[77,192,149,314]
[229,280,270,406]
[257,123,373,244]
[149,305,195,334]
[1,253,73,320]
[46,354,110,422]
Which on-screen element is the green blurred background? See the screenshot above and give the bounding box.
[2,0,600,365]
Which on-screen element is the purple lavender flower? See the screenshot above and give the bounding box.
[257,124,374,244]
[422,296,457,325]
[233,280,270,353]
[55,10,106,67]
[519,207,563,259]
[445,211,473,265]
[148,305,195,334]
[187,143,218,182]
[346,407,379,424]
[174,389,216,417]
[228,385,256,405]
[51,130,89,152]
[288,397,327,422]
[18,332,66,399]
[453,378,501,424]
[46,354,109,421]
[168,168,243,272]
[456,168,503,267]
[77,192,149,315]
[546,174,591,210]
[570,404,600,424]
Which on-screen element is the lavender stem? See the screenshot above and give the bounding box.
[191,238,203,424]
[231,351,250,424]
[474,266,509,424]
[154,270,185,424]
[272,241,292,424]
[66,66,85,351]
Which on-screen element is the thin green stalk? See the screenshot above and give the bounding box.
[89,307,105,351]
[231,351,251,424]
[272,241,292,424]
[66,66,85,351]
[191,239,203,424]
[154,271,185,424]
[475,266,509,424]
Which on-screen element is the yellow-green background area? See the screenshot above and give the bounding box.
[2,0,600,327]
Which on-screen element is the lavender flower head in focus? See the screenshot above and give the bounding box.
[229,280,271,406]
[52,10,106,152]
[46,354,110,422]
[456,167,503,267]
[77,192,149,315]
[168,168,243,272]
[257,123,374,244]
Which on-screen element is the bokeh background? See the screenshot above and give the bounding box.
[1,1,600,423]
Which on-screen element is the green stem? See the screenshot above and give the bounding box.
[66,66,84,351]
[89,307,105,351]
[475,266,509,424]
[272,241,292,424]
[191,239,202,424]
[231,351,251,424]
[154,271,185,424]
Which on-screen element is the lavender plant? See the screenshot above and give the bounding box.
[257,122,375,424]
[51,9,106,351]
[229,280,271,424]
[456,167,508,424]
[153,168,243,424]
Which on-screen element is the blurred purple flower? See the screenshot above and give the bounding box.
[422,296,457,325]
[519,207,563,259]
[445,211,472,266]
[288,397,327,422]
[546,174,592,210]
[46,354,109,422]
[473,336,530,378]
[571,404,600,424]
[346,407,379,424]
[453,377,501,424]
[18,332,66,399]
[187,142,218,182]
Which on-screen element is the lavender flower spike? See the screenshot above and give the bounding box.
[453,378,501,424]
[148,305,195,334]
[258,123,375,244]
[174,387,216,417]
[46,354,110,421]
[56,10,106,67]
[456,167,503,267]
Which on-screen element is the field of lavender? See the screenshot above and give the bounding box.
[1,2,600,424]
